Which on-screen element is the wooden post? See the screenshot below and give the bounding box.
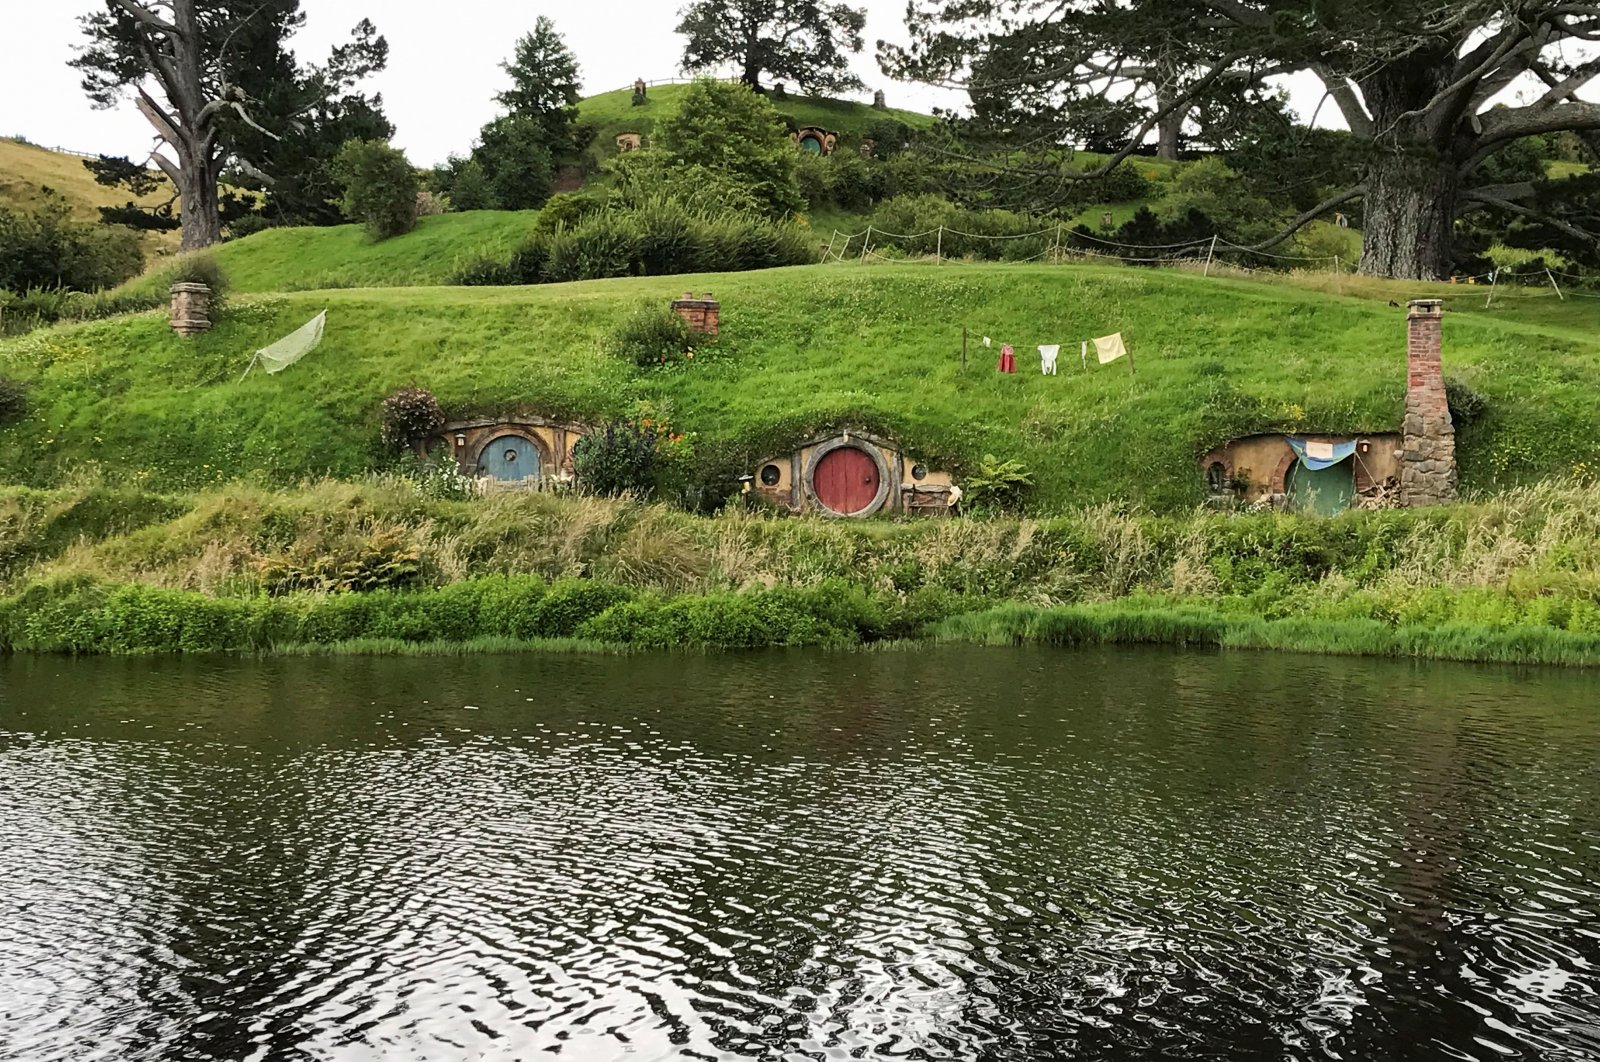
[1547,267,1566,301]
[936,226,944,264]
[1485,268,1500,309]
[1203,234,1218,277]
[859,225,872,263]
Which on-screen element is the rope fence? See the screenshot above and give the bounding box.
[822,223,1600,299]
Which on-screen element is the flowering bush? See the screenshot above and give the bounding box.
[380,386,445,453]
[610,305,696,367]
[572,417,688,497]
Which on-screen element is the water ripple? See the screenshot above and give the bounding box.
[3,648,1600,1060]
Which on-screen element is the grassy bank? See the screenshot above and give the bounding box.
[4,263,1598,511]
[6,477,1600,666]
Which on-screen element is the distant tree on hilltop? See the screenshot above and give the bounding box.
[678,0,867,94]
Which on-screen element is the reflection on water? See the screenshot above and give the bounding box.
[2,647,1600,1061]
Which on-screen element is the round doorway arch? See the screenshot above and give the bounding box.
[803,437,892,517]
[478,434,545,483]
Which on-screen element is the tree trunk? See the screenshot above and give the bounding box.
[176,153,222,252]
[1156,111,1182,162]
[1357,151,1458,280]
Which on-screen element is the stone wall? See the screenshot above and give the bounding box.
[1400,299,1458,507]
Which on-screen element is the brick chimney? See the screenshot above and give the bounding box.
[670,292,720,338]
[1400,299,1456,507]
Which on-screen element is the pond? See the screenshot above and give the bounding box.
[3,647,1599,1061]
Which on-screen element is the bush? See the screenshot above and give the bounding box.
[610,305,694,367]
[963,453,1034,513]
[1447,378,1490,427]
[0,194,144,295]
[333,139,420,240]
[380,386,445,452]
[657,80,802,218]
[159,251,230,294]
[0,374,27,425]
[573,417,677,497]
[449,202,815,287]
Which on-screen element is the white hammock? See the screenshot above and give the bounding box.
[242,311,326,379]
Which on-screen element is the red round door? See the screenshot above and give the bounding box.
[813,447,879,515]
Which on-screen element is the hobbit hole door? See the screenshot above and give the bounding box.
[814,447,879,515]
[481,436,542,482]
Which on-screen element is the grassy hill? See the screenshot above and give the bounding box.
[3,261,1597,512]
[0,137,181,254]
[127,211,547,295]
[578,82,935,157]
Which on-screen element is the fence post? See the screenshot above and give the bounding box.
[822,231,838,264]
[860,225,872,264]
[936,226,943,264]
[1485,268,1499,309]
[1547,267,1566,301]
[1203,235,1218,277]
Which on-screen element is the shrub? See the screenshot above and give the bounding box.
[0,374,27,425]
[448,159,498,211]
[573,417,677,497]
[610,305,694,367]
[258,532,424,595]
[0,194,144,295]
[1447,378,1490,427]
[380,386,446,453]
[963,453,1035,513]
[333,139,420,240]
[158,251,230,294]
[452,203,814,286]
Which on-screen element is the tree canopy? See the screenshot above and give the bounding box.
[72,1,388,248]
[678,0,867,94]
[658,79,804,217]
[882,0,1600,279]
[437,17,588,212]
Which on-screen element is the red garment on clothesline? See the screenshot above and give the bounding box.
[997,344,1016,374]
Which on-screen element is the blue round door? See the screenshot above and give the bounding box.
[480,435,542,482]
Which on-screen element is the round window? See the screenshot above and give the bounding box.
[760,464,782,486]
[505,449,520,464]
[911,464,929,481]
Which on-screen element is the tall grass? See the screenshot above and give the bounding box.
[6,478,1600,661]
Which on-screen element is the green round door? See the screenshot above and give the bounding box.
[1287,460,1355,517]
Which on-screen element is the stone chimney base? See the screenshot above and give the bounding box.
[170,282,214,337]
[1400,299,1457,507]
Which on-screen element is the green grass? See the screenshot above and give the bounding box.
[932,603,1600,668]
[3,261,1598,508]
[112,211,546,296]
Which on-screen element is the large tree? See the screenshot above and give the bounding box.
[72,1,386,249]
[678,0,867,94]
[228,18,393,227]
[883,0,1600,279]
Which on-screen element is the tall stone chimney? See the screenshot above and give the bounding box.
[1400,299,1456,506]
